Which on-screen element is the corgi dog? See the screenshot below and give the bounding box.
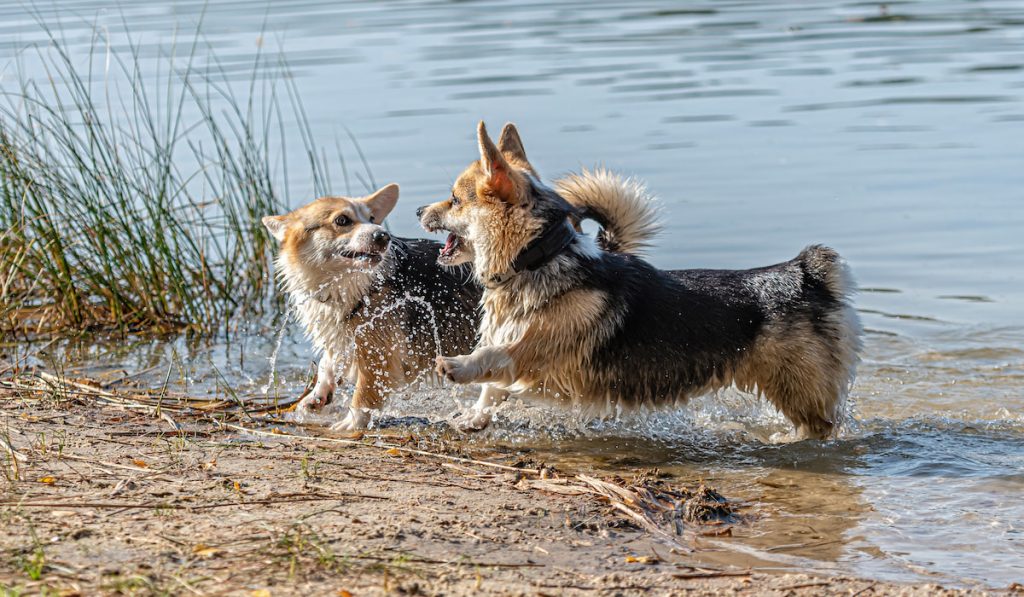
[263,184,480,430]
[418,122,862,439]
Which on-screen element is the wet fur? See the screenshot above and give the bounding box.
[419,123,862,439]
[338,238,480,408]
[265,187,480,430]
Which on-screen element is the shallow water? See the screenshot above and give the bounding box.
[3,0,1023,588]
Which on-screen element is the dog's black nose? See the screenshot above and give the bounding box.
[416,206,426,218]
[372,229,390,247]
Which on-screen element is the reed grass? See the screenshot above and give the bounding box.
[0,19,343,337]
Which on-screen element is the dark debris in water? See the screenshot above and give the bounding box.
[372,415,433,429]
[619,473,736,526]
[520,469,738,552]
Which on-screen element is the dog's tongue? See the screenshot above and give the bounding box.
[440,233,458,258]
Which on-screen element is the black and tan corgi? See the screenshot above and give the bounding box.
[418,123,862,439]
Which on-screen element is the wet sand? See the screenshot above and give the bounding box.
[0,390,1007,596]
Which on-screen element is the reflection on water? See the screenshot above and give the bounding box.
[2,0,1023,588]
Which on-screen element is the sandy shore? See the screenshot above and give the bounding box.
[0,388,1007,596]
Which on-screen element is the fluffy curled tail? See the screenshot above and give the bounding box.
[798,244,856,305]
[554,168,660,256]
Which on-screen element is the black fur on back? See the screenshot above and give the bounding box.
[580,251,843,405]
[518,180,850,410]
[593,258,755,402]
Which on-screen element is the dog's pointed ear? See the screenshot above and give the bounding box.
[477,121,520,203]
[497,122,530,165]
[262,215,287,242]
[477,121,509,176]
[362,183,399,223]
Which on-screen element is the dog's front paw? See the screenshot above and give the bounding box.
[330,408,371,432]
[436,355,478,384]
[298,387,333,411]
[453,409,492,433]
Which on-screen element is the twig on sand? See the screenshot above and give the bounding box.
[159,410,181,431]
[851,583,878,597]
[520,478,591,496]
[3,491,389,510]
[672,570,753,580]
[100,364,165,388]
[0,435,27,463]
[440,462,499,477]
[17,371,183,429]
[276,456,485,491]
[1,431,26,480]
[536,583,668,591]
[56,452,155,473]
[775,580,833,591]
[345,553,543,569]
[220,422,543,475]
[168,573,205,596]
[3,370,301,420]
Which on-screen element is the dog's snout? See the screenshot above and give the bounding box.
[416,206,426,219]
[372,229,390,248]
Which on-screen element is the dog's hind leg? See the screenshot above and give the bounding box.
[332,369,383,431]
[332,351,394,431]
[759,357,840,440]
[753,316,859,440]
[454,384,509,432]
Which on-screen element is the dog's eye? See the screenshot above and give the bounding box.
[450,193,460,206]
[334,214,352,227]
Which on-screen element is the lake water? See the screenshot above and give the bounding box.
[3,0,1022,588]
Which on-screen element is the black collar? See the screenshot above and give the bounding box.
[487,219,577,287]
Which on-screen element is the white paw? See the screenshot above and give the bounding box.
[453,409,492,433]
[298,385,334,411]
[330,408,371,432]
[435,354,478,384]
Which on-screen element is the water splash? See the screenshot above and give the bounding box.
[350,292,445,361]
[260,313,291,396]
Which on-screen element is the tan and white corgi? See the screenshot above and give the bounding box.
[263,184,480,430]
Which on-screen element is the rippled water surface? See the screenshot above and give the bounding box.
[3,0,1022,588]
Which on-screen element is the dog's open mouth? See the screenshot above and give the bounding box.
[438,232,464,264]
